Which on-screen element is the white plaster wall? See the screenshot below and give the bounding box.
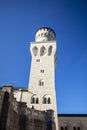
[28,41,57,110]
[14,90,28,103]
[28,40,58,130]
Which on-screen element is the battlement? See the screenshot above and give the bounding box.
[35,27,56,42]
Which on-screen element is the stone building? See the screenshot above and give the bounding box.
[58,114,87,130]
[0,85,56,130]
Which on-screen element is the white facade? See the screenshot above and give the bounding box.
[28,41,57,110]
[14,27,58,130]
[28,27,58,130]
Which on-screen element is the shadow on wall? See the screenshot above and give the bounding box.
[19,115,27,130]
[0,92,9,130]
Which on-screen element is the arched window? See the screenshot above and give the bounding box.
[36,97,39,104]
[73,127,76,130]
[43,95,51,104]
[33,46,38,56]
[40,46,46,56]
[65,126,67,130]
[43,97,46,104]
[48,46,52,56]
[31,97,35,104]
[77,127,80,130]
[61,126,68,130]
[39,79,44,86]
[31,95,39,104]
[61,126,64,130]
[48,97,51,104]
[40,69,44,73]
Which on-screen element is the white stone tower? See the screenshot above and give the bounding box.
[27,27,58,130]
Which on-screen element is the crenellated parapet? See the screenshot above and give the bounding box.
[35,27,56,42]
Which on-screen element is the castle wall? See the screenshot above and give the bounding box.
[58,115,87,130]
[0,86,19,130]
[0,86,56,130]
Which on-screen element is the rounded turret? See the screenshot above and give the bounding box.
[35,27,56,42]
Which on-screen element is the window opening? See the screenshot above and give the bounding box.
[42,81,44,86]
[40,69,44,73]
[33,46,38,56]
[77,127,80,130]
[61,126,64,130]
[40,46,46,56]
[48,46,52,56]
[31,97,35,104]
[36,98,39,104]
[43,97,46,104]
[48,97,51,104]
[73,127,76,130]
[36,59,40,62]
[39,79,44,86]
[65,126,67,130]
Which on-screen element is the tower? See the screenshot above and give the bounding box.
[27,27,58,130]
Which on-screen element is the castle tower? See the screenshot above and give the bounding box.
[27,27,58,130]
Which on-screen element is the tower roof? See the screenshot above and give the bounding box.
[35,27,56,42]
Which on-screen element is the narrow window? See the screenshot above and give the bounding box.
[39,79,44,86]
[73,127,76,130]
[61,126,64,130]
[48,46,52,56]
[40,46,46,56]
[43,97,46,104]
[39,81,41,86]
[48,97,51,104]
[41,81,44,86]
[36,59,40,62]
[33,46,38,56]
[40,69,44,73]
[65,126,67,130]
[36,98,39,104]
[31,97,35,104]
[77,127,80,130]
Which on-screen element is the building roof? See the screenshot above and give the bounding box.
[58,114,87,117]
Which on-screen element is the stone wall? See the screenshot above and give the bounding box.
[18,102,56,130]
[0,86,19,130]
[0,86,56,130]
[58,114,87,130]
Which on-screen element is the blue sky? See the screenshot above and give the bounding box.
[0,0,87,114]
